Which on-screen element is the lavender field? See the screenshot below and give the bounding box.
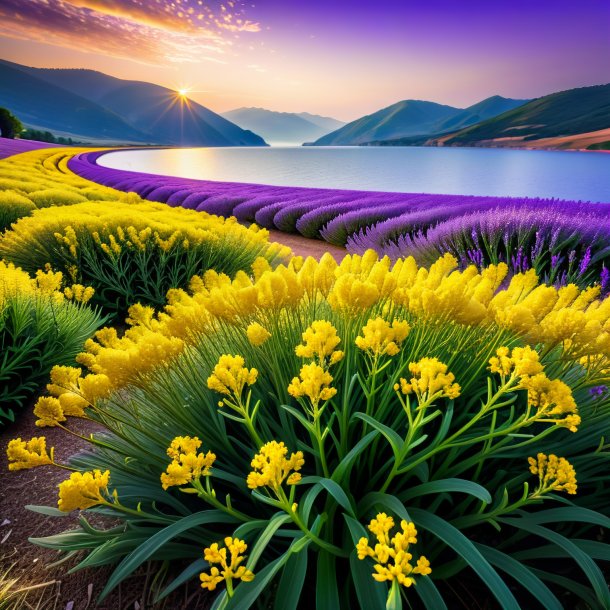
[70,149,610,289]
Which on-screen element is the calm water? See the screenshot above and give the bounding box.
[99,146,610,202]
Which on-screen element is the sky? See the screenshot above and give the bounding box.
[0,0,608,121]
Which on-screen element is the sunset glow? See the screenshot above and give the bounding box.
[0,1,608,120]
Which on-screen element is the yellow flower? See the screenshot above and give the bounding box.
[520,373,580,432]
[33,396,66,427]
[246,441,304,491]
[161,436,216,490]
[295,320,343,365]
[207,354,258,399]
[396,357,461,401]
[246,322,271,347]
[287,362,337,408]
[357,513,431,588]
[528,453,577,495]
[488,345,543,378]
[58,469,110,512]
[200,537,254,592]
[355,318,411,358]
[64,284,95,303]
[7,437,53,470]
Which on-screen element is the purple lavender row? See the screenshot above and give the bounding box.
[0,137,59,160]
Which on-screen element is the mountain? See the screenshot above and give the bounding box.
[0,59,267,146]
[0,60,148,142]
[431,84,610,149]
[221,107,345,145]
[310,96,529,146]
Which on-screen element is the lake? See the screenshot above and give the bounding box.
[99,146,610,202]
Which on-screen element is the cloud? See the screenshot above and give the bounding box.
[0,0,261,65]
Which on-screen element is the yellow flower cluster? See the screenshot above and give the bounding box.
[6,437,53,470]
[528,453,577,495]
[287,362,337,407]
[34,248,610,411]
[246,322,271,346]
[295,319,344,365]
[58,469,110,512]
[521,374,580,432]
[488,346,543,378]
[200,537,254,592]
[161,436,216,490]
[357,513,431,587]
[488,347,580,432]
[396,357,461,401]
[246,441,304,491]
[63,283,95,303]
[355,317,411,357]
[207,354,258,401]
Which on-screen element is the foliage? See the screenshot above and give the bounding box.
[17,252,610,609]
[0,200,291,319]
[0,191,35,232]
[0,261,102,426]
[0,108,23,139]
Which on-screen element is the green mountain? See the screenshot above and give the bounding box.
[439,84,610,146]
[309,96,528,146]
[0,59,267,146]
[222,107,344,145]
[0,60,148,142]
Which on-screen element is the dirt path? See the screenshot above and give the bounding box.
[266,229,347,260]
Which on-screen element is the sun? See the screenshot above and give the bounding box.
[177,88,189,98]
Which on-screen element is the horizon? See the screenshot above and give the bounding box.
[0,0,609,122]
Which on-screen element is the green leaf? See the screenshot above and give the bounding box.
[155,558,208,601]
[304,477,355,517]
[332,430,378,483]
[413,575,448,610]
[400,478,491,504]
[515,506,610,529]
[353,413,403,457]
[474,543,562,610]
[386,580,402,610]
[499,517,610,608]
[359,492,412,522]
[408,508,520,610]
[316,550,340,610]
[99,510,236,601]
[25,504,69,517]
[246,512,291,570]
[274,544,308,610]
[344,515,386,609]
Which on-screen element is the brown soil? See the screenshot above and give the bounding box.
[0,407,208,609]
[266,229,347,260]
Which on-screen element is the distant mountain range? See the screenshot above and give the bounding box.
[309,96,529,146]
[221,107,345,145]
[429,84,610,150]
[0,59,266,146]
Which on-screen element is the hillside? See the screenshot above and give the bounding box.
[0,61,148,142]
[309,96,527,146]
[0,59,267,146]
[436,84,610,148]
[222,107,344,144]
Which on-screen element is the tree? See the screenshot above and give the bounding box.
[0,108,24,139]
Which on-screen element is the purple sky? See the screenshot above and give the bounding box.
[0,0,608,120]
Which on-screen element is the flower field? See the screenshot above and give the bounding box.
[1,141,610,609]
[70,150,610,290]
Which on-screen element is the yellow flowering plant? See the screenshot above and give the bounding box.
[18,252,610,609]
[0,261,102,426]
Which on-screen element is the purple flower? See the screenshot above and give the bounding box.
[601,266,610,294]
[590,385,608,399]
[578,247,592,275]
[551,254,561,270]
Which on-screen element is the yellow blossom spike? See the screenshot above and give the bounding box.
[396,357,461,401]
[528,453,577,495]
[58,469,110,512]
[357,513,431,588]
[295,320,343,365]
[355,318,411,357]
[207,354,258,399]
[7,437,53,470]
[287,362,337,410]
[246,441,304,492]
[246,322,271,347]
[200,537,254,592]
[161,436,216,490]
